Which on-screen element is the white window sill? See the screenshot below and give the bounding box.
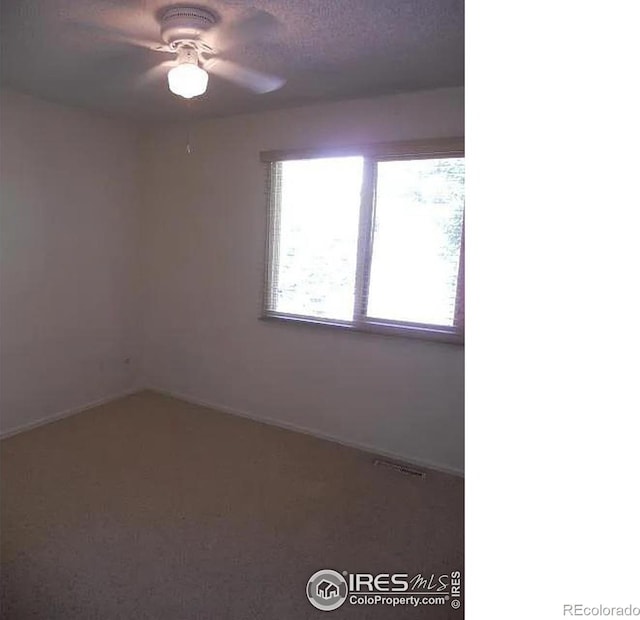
[260,313,464,345]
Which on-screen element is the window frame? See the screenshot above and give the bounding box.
[260,138,465,345]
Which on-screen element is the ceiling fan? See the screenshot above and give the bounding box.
[105,6,286,99]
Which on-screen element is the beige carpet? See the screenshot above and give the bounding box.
[1,391,463,619]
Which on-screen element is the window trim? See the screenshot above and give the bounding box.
[260,137,465,345]
[259,137,464,163]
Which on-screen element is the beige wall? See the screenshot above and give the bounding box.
[0,90,141,435]
[140,87,464,473]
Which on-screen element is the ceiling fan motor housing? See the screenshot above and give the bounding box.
[160,7,217,46]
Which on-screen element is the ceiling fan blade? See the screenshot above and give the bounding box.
[135,60,176,89]
[201,9,281,53]
[203,58,285,94]
[67,21,170,53]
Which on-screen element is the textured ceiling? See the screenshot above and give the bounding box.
[0,0,464,122]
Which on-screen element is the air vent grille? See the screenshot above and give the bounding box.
[373,459,428,479]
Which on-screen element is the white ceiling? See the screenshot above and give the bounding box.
[0,0,464,122]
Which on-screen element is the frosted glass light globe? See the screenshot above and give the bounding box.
[167,63,208,99]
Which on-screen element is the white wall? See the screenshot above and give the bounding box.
[140,88,464,473]
[0,90,141,435]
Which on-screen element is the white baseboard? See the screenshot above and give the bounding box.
[145,386,464,478]
[0,388,140,440]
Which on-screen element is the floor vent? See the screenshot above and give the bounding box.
[373,459,428,479]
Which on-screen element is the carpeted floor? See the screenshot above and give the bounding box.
[1,391,463,619]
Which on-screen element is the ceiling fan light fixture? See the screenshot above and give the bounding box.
[168,62,208,99]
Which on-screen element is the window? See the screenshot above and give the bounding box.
[261,139,464,343]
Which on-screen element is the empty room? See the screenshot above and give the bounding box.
[1,1,464,617]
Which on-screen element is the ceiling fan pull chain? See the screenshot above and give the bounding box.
[186,101,193,155]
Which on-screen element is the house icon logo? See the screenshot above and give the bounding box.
[317,580,339,599]
[306,569,348,611]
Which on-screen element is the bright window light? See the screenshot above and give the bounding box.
[263,144,465,342]
[270,157,363,321]
[367,158,465,326]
